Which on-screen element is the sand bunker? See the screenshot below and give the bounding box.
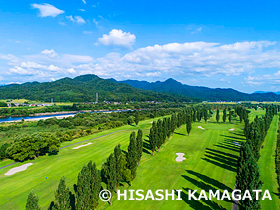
[198,126,205,130]
[229,128,235,131]
[72,142,92,149]
[5,163,33,176]
[233,142,241,147]
[176,153,186,162]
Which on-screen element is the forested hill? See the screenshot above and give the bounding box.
[119,78,280,102]
[0,75,189,102]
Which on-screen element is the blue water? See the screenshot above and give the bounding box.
[0,109,133,123]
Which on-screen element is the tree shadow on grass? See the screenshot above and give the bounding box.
[206,148,239,159]
[182,175,219,192]
[174,132,187,136]
[272,192,280,199]
[186,170,233,192]
[217,142,240,150]
[231,132,245,137]
[178,188,227,210]
[223,139,243,145]
[220,135,245,141]
[213,144,240,153]
[202,158,236,172]
[205,152,237,166]
[174,189,212,210]
[204,154,237,168]
[122,149,128,156]
[142,139,151,155]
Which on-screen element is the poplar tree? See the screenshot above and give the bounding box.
[87,161,101,210]
[229,111,232,123]
[136,129,143,166]
[135,111,139,125]
[186,115,192,136]
[193,110,196,122]
[236,143,262,210]
[103,154,117,206]
[76,165,91,210]
[127,132,138,186]
[216,109,220,122]
[162,118,167,144]
[203,108,208,123]
[171,114,176,134]
[223,108,227,123]
[149,126,157,156]
[26,191,40,210]
[53,176,71,210]
[156,120,162,151]
[114,144,122,190]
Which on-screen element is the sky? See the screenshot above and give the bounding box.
[1,1,280,93]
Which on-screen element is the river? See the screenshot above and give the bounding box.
[0,109,134,123]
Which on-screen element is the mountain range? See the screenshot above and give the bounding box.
[117,78,280,102]
[0,75,188,102]
[0,74,280,102]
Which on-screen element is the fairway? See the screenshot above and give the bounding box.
[0,113,247,210]
[259,116,280,209]
[106,120,245,210]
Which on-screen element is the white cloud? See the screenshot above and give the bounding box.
[83,31,93,34]
[62,54,93,63]
[31,3,64,18]
[4,40,280,86]
[98,29,136,48]
[66,15,86,24]
[67,68,77,74]
[79,9,86,12]
[41,49,58,58]
[93,18,98,26]
[82,0,87,4]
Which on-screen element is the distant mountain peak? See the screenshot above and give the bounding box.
[74,74,98,82]
[118,77,280,102]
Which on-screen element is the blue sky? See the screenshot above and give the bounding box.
[1,0,280,93]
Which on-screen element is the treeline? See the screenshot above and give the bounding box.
[275,118,280,195]
[236,105,276,209]
[0,101,186,118]
[26,130,143,209]
[149,108,195,156]
[0,105,75,118]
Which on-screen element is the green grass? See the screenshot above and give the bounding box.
[259,116,280,209]
[248,108,266,121]
[0,109,277,210]
[0,113,246,210]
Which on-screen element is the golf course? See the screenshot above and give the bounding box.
[0,109,279,210]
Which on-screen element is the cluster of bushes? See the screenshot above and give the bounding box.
[7,133,60,161]
[26,130,143,209]
[0,143,9,160]
[0,108,181,161]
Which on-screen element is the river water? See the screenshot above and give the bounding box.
[0,109,133,123]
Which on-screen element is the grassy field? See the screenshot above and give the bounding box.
[0,109,277,210]
[0,112,245,210]
[259,116,280,209]
[248,108,266,121]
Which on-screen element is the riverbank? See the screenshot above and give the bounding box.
[0,109,135,123]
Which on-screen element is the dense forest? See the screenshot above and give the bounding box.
[0,75,189,102]
[119,78,280,102]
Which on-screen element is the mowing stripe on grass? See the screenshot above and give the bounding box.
[259,116,280,210]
